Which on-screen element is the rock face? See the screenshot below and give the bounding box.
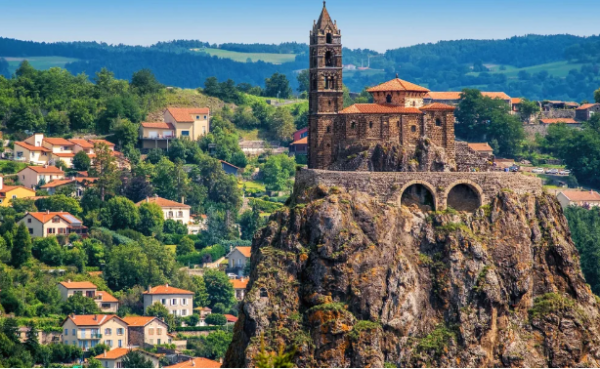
[224,184,600,368]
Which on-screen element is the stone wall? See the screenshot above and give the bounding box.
[542,110,576,119]
[294,168,542,211]
[524,123,582,138]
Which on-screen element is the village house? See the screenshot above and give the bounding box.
[69,139,95,155]
[95,348,131,368]
[95,291,119,313]
[194,307,212,326]
[231,278,248,301]
[467,143,494,157]
[19,211,87,238]
[143,284,194,317]
[0,175,36,207]
[543,101,579,111]
[557,190,600,209]
[18,326,61,344]
[17,165,65,189]
[289,128,308,156]
[220,160,241,176]
[136,196,193,233]
[43,137,76,168]
[139,122,176,150]
[13,134,51,164]
[224,314,238,325]
[164,107,210,140]
[164,357,222,368]
[575,103,600,121]
[539,118,582,128]
[424,91,512,108]
[57,280,118,313]
[227,247,251,276]
[61,314,129,351]
[40,177,97,197]
[122,316,171,347]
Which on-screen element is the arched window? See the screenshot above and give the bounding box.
[351,122,356,129]
[386,94,392,104]
[330,77,335,89]
[324,77,329,89]
[325,51,334,67]
[369,122,373,129]
[326,126,331,133]
[326,33,333,44]
[435,118,442,127]
[411,126,417,132]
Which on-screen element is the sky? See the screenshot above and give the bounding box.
[2,0,600,52]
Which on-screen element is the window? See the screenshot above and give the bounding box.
[52,216,60,223]
[58,228,66,234]
[386,94,392,104]
[158,339,161,345]
[47,228,55,234]
[351,122,356,129]
[28,218,32,223]
[326,126,331,133]
[412,101,416,107]
[260,288,268,298]
[168,211,173,219]
[326,33,333,44]
[149,328,154,335]
[117,328,124,336]
[325,51,333,67]
[157,328,162,335]
[177,211,183,218]
[435,118,442,127]
[161,298,167,305]
[11,195,16,199]
[105,328,112,336]
[72,329,76,336]
[181,131,190,137]
[80,329,86,338]
[28,228,33,234]
[64,329,68,336]
[172,299,177,306]
[182,298,187,306]
[369,122,374,129]
[196,115,200,119]
[118,340,122,348]
[182,310,187,316]
[106,340,113,348]
[411,126,417,132]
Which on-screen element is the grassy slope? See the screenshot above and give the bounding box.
[3,56,79,75]
[467,61,585,78]
[190,48,296,64]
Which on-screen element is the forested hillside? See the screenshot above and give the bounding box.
[1,34,600,100]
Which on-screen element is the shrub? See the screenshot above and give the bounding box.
[205,313,227,326]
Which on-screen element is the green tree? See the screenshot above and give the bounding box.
[268,107,296,142]
[100,196,140,230]
[595,87,600,103]
[11,198,37,213]
[11,224,32,267]
[146,302,169,318]
[260,154,296,191]
[122,350,154,368]
[518,98,540,121]
[36,194,83,216]
[204,313,227,326]
[24,321,39,356]
[113,117,139,149]
[73,150,91,171]
[264,73,292,99]
[0,236,10,263]
[152,157,189,201]
[87,357,103,368]
[62,294,100,314]
[68,100,95,131]
[131,69,163,95]
[164,219,188,235]
[32,237,65,265]
[296,69,310,93]
[104,243,149,290]
[1,318,20,342]
[191,276,209,308]
[138,202,165,236]
[177,236,196,256]
[45,110,70,135]
[203,269,235,309]
[239,206,264,240]
[90,142,121,201]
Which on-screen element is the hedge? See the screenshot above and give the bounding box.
[249,198,284,213]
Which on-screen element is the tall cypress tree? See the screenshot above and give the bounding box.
[11,224,32,267]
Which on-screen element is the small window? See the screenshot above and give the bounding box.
[328,100,331,106]
[326,33,333,44]
[52,216,60,223]
[351,122,356,129]
[326,126,331,133]
[435,118,442,127]
[149,328,154,336]
[369,122,373,129]
[411,126,417,132]
[12,195,17,199]
[181,131,190,137]
[27,218,31,223]
[412,101,416,107]
[157,328,162,335]
[386,94,392,104]
[196,116,200,119]
[260,288,268,298]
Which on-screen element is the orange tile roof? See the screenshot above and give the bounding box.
[89,139,115,147]
[96,291,118,303]
[144,284,194,295]
[165,357,222,368]
[59,281,97,289]
[66,314,125,326]
[88,271,103,277]
[40,179,75,189]
[366,78,429,93]
[576,103,598,110]
[122,316,158,326]
[136,196,191,209]
[426,91,511,100]
[291,137,308,146]
[540,118,578,124]
[44,138,74,146]
[95,348,133,360]
[141,122,175,129]
[52,152,75,158]
[166,107,210,123]
[27,212,82,225]
[0,185,35,196]
[560,190,600,202]
[339,104,423,115]
[420,103,455,111]
[21,165,64,174]
[468,143,494,152]
[233,246,251,258]
[14,141,52,152]
[224,314,238,323]
[69,139,94,149]
[511,98,522,104]
[231,279,248,290]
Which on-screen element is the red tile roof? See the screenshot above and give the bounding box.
[141,122,176,129]
[339,104,423,115]
[14,142,52,152]
[426,91,511,100]
[69,139,94,149]
[41,179,75,189]
[576,103,598,111]
[21,165,64,174]
[44,138,74,146]
[27,212,82,225]
[95,348,132,360]
[122,316,159,326]
[366,78,429,93]
[511,98,522,104]
[291,137,308,145]
[59,281,97,289]
[0,185,35,197]
[540,118,579,124]
[560,190,600,202]
[468,143,494,152]
[231,279,248,290]
[166,107,210,123]
[96,291,118,303]
[233,246,251,258]
[420,103,455,111]
[224,314,238,323]
[135,196,191,209]
[66,314,125,326]
[164,357,222,368]
[52,152,75,158]
[89,139,115,147]
[143,285,194,295]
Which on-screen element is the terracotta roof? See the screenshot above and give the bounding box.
[52,152,75,158]
[220,160,241,170]
[66,314,126,327]
[136,196,191,209]
[95,348,132,360]
[339,104,423,115]
[96,291,118,303]
[165,357,222,368]
[540,118,579,124]
[59,281,97,289]
[20,165,64,174]
[26,212,83,225]
[141,122,176,129]
[560,190,600,202]
[0,185,35,196]
[468,143,494,152]
[69,139,94,149]
[420,103,455,111]
[366,78,429,93]
[77,171,89,177]
[41,179,75,189]
[44,138,74,146]
[89,139,115,147]
[166,107,210,123]
[231,279,248,290]
[144,284,194,295]
[88,271,103,277]
[291,137,308,145]
[122,316,159,327]
[233,246,251,258]
[576,103,598,110]
[511,98,522,104]
[224,314,238,323]
[426,91,511,100]
[14,142,51,152]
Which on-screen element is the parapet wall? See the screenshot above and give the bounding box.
[295,169,543,210]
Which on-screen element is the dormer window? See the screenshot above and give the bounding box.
[196,116,200,119]
[52,216,60,223]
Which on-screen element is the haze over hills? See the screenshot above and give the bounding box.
[1,33,600,101]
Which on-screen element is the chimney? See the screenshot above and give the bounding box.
[191,359,195,367]
[146,197,149,203]
[104,350,107,358]
[181,196,185,204]
[165,284,169,288]
[148,285,152,293]
[94,314,98,321]
[46,210,50,214]
[68,279,71,283]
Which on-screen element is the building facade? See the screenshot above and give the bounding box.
[17,165,65,189]
[143,285,194,317]
[123,317,171,347]
[61,315,129,351]
[19,211,86,238]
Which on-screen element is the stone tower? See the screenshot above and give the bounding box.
[308,1,343,169]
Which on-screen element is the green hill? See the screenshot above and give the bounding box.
[3,56,79,75]
[192,48,297,64]
[467,61,587,79]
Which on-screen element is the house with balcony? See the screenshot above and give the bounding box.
[164,107,210,140]
[136,196,192,233]
[13,133,50,164]
[17,165,65,189]
[122,316,171,347]
[61,314,129,351]
[19,211,87,238]
[143,284,194,317]
[139,122,176,150]
[42,137,76,167]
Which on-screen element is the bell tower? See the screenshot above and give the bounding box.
[308,1,343,169]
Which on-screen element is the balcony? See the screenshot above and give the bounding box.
[141,134,175,141]
[80,333,102,339]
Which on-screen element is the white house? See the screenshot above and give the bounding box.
[557,190,600,209]
[57,280,118,313]
[143,284,194,317]
[136,196,193,233]
[19,211,87,238]
[227,247,251,276]
[17,165,65,189]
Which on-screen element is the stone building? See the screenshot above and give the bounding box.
[308,3,460,171]
[575,103,600,121]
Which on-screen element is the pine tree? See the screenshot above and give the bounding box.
[11,224,32,267]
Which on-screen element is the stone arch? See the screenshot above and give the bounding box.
[444,180,485,212]
[399,180,437,211]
